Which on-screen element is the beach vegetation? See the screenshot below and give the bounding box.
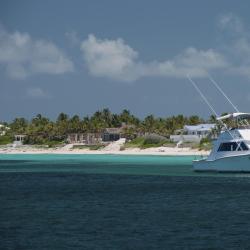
[0,135,13,145]
[72,144,105,150]
[199,137,213,151]
[5,109,210,147]
[125,137,145,148]
[125,135,171,149]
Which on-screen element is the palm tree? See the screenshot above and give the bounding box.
[68,115,82,133]
[10,117,28,134]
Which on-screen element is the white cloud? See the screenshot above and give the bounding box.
[152,47,227,78]
[26,87,50,98]
[0,27,74,79]
[81,34,227,82]
[81,34,139,81]
[218,13,250,78]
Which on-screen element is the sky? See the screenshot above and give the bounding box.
[1,0,250,121]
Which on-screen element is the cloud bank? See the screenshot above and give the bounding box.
[3,12,250,83]
[81,34,227,82]
[218,13,250,78]
[0,26,74,79]
[80,14,250,82]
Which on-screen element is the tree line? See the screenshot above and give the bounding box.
[1,109,214,145]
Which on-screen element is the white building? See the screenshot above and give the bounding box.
[0,124,10,136]
[170,124,216,143]
[13,135,26,146]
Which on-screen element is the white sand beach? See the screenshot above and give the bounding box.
[0,142,209,156]
[0,147,209,156]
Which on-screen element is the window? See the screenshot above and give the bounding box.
[218,142,248,152]
[240,142,248,151]
[218,142,237,151]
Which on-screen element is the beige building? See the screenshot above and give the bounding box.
[67,133,102,145]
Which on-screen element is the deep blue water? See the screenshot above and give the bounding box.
[1,154,250,249]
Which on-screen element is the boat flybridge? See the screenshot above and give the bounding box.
[193,113,250,172]
[186,75,250,172]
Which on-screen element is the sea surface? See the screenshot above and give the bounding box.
[1,154,250,249]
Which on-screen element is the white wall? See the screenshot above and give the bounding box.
[170,135,204,143]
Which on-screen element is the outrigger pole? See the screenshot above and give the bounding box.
[208,75,239,112]
[208,75,249,127]
[187,75,219,117]
[186,75,242,148]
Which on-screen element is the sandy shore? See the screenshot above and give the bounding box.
[0,145,209,156]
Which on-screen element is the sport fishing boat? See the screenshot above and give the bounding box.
[193,113,250,172]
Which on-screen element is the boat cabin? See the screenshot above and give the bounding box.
[207,113,250,161]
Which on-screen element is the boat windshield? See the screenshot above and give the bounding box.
[218,141,248,152]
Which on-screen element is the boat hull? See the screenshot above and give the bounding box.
[193,154,250,172]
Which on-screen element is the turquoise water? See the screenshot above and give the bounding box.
[0,154,197,175]
[1,154,250,249]
[0,154,249,177]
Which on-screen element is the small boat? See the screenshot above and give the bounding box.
[193,113,250,172]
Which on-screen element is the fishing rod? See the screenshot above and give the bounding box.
[187,75,219,117]
[208,75,239,112]
[208,75,249,127]
[187,75,242,147]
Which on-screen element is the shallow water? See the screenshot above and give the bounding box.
[1,154,250,249]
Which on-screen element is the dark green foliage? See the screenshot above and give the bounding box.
[0,135,13,145]
[10,118,28,134]
[5,109,210,145]
[125,135,168,149]
[72,144,104,150]
[143,134,167,145]
[125,137,145,148]
[142,134,168,149]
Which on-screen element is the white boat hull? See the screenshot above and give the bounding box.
[193,154,250,172]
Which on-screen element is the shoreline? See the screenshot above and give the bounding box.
[0,146,210,156]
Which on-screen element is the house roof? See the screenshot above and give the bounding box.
[184,124,216,132]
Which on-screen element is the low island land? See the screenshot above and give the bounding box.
[0,109,215,156]
[0,142,209,156]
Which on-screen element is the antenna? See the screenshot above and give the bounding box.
[187,75,219,117]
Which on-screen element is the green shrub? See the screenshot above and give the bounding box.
[0,135,13,145]
[124,137,145,148]
[72,144,104,150]
[199,137,212,151]
[46,140,64,148]
[23,135,64,147]
[143,134,167,145]
[124,134,169,149]
[89,145,104,150]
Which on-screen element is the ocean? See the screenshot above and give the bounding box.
[1,154,250,249]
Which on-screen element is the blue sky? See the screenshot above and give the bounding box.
[1,0,250,121]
